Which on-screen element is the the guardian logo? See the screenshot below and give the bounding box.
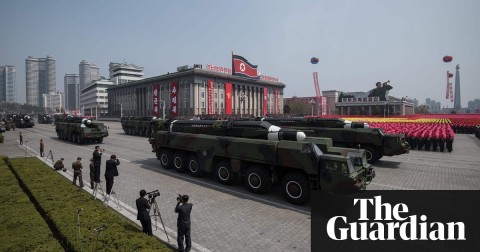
[326,196,466,241]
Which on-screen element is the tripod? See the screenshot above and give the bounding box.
[149,197,170,242]
[45,150,54,164]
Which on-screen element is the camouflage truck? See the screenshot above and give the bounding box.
[55,116,108,143]
[260,117,410,163]
[121,116,155,136]
[13,114,35,128]
[37,114,53,124]
[149,119,375,205]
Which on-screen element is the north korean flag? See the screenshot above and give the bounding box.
[232,54,259,79]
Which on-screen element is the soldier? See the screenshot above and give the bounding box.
[40,139,45,157]
[19,132,23,145]
[54,158,66,171]
[72,157,84,188]
[89,158,95,189]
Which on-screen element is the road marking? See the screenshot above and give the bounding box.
[370,182,414,190]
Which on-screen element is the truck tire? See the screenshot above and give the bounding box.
[173,151,188,173]
[281,172,311,205]
[244,165,271,194]
[159,149,173,169]
[364,146,380,163]
[215,160,236,185]
[187,154,205,177]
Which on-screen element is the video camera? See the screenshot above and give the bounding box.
[147,190,160,199]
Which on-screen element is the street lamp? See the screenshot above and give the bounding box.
[309,99,316,116]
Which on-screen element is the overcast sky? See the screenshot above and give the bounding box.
[1,0,479,108]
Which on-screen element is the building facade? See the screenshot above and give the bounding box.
[107,66,285,118]
[0,65,16,102]
[80,78,114,116]
[26,55,56,107]
[42,91,64,112]
[64,73,80,111]
[79,60,100,91]
[109,62,144,84]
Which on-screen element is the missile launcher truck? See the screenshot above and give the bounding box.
[38,114,53,124]
[12,114,35,128]
[259,117,410,163]
[121,116,156,137]
[149,119,375,205]
[55,116,109,143]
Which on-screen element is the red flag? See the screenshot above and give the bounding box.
[232,54,259,79]
[263,87,268,116]
[225,83,233,114]
[208,80,214,114]
[170,82,178,118]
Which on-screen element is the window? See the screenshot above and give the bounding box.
[201,92,204,98]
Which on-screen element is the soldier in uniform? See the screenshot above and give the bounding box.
[40,139,45,157]
[54,158,65,171]
[19,132,23,145]
[72,157,84,188]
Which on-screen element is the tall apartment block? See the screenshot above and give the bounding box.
[64,73,80,111]
[109,62,144,84]
[26,55,56,107]
[0,65,16,102]
[79,60,100,90]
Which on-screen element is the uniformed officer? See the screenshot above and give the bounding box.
[72,157,84,188]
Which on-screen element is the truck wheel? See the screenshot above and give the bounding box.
[364,146,380,163]
[188,154,204,177]
[215,160,236,185]
[281,172,311,205]
[244,165,271,194]
[173,151,188,173]
[159,149,173,169]
[97,137,103,143]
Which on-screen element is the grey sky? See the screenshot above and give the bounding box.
[1,0,479,108]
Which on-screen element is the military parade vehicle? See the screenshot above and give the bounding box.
[12,114,35,128]
[121,116,156,136]
[475,125,480,139]
[149,119,375,205]
[37,114,53,124]
[55,116,109,143]
[259,117,410,163]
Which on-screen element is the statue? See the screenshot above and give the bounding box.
[368,80,392,101]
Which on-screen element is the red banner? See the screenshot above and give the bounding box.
[170,82,178,118]
[263,87,268,116]
[208,80,214,114]
[274,88,279,114]
[153,84,159,117]
[225,82,232,115]
[232,54,259,79]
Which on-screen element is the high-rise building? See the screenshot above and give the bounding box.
[454,64,461,110]
[79,60,100,90]
[109,62,144,84]
[26,55,56,107]
[64,73,80,111]
[0,65,16,102]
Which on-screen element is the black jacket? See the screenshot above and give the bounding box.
[105,159,120,177]
[136,197,151,220]
[93,150,102,166]
[175,203,193,228]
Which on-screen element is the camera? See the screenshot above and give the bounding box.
[177,194,183,202]
[147,190,160,199]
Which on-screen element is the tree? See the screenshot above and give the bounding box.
[283,104,291,114]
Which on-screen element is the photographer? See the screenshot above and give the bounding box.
[175,195,192,252]
[104,154,120,195]
[136,189,152,236]
[92,146,104,183]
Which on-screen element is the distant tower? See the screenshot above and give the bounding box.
[454,64,461,110]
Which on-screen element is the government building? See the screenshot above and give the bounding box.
[107,65,285,118]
